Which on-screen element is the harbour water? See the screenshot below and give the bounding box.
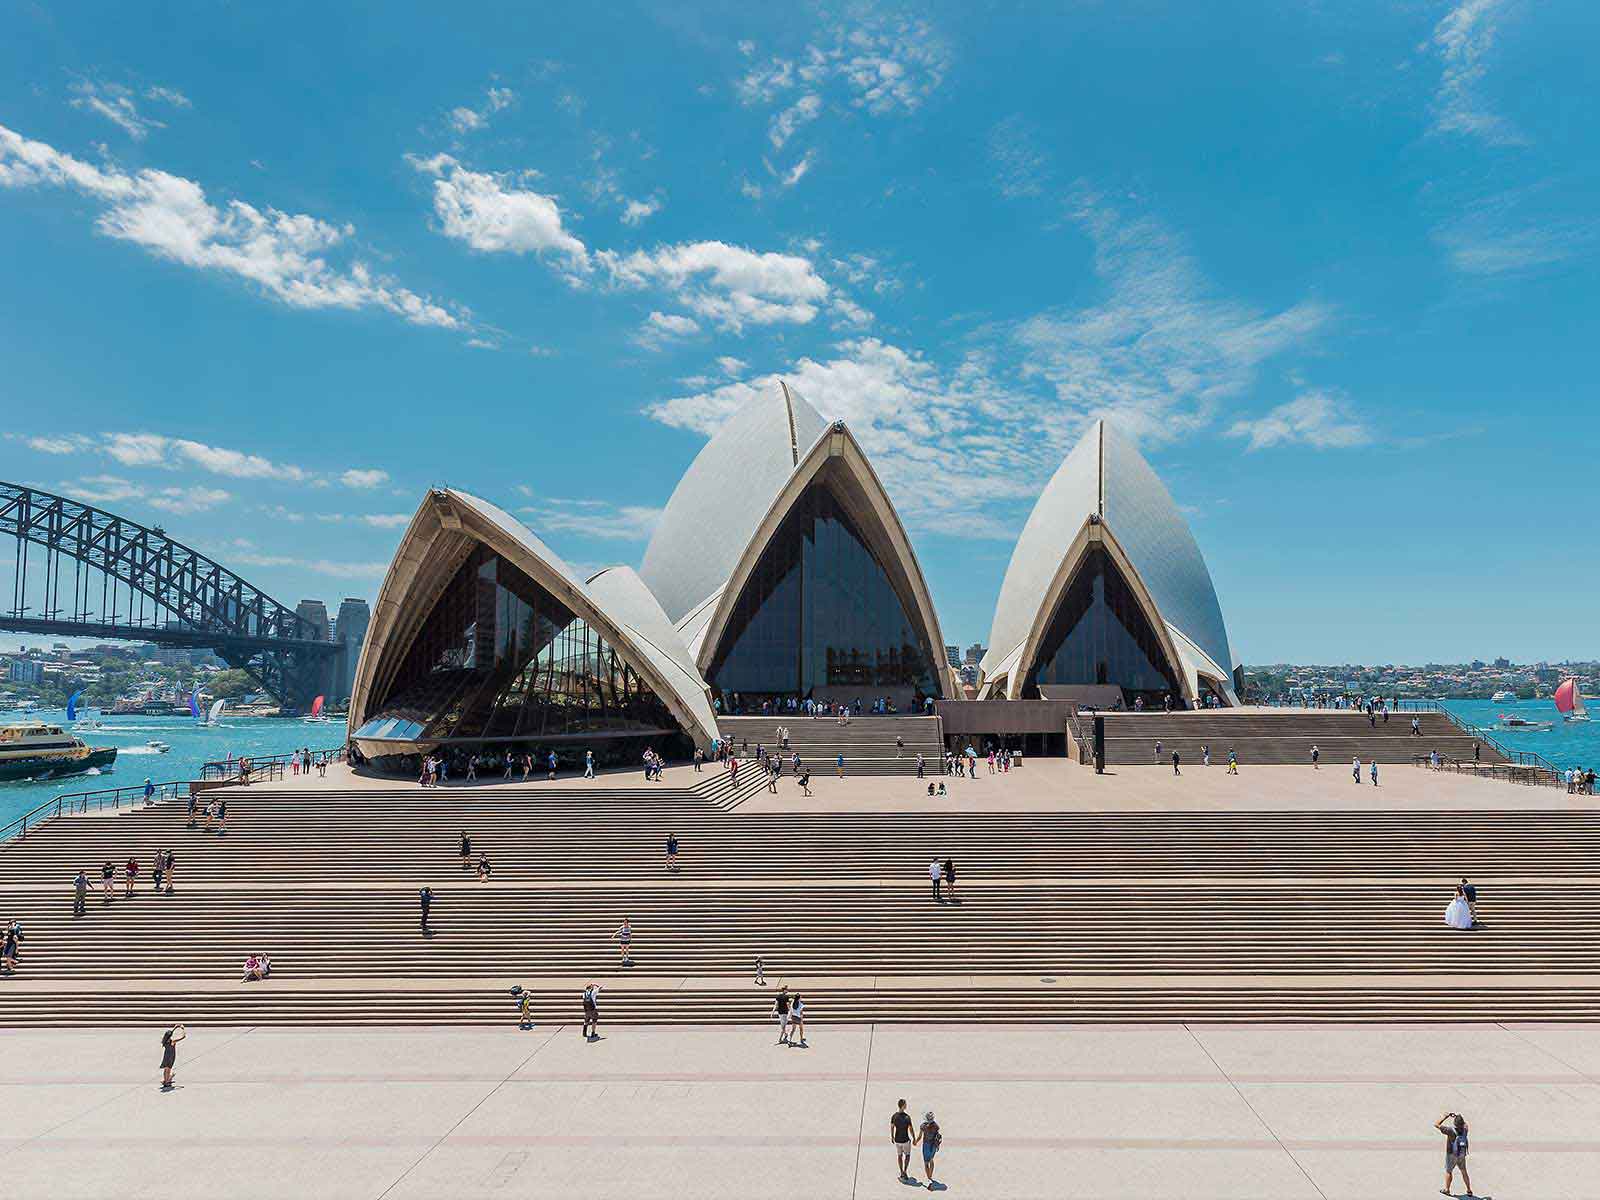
[0,712,347,831]
[1442,698,1599,772]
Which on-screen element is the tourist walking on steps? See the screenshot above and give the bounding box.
[916,752,925,778]
[123,857,138,898]
[547,750,558,781]
[1352,756,1362,784]
[1370,759,1380,787]
[584,750,594,779]
[666,833,679,872]
[1202,744,1210,767]
[159,1024,186,1091]
[892,1099,916,1181]
[943,857,958,903]
[1227,749,1238,775]
[1172,750,1181,776]
[754,956,766,986]
[915,1110,942,1186]
[1435,1112,1472,1197]
[418,886,433,931]
[612,917,633,965]
[896,734,904,758]
[101,860,114,903]
[930,857,943,902]
[798,770,811,797]
[460,831,472,870]
[1154,739,1162,763]
[837,752,845,778]
[73,869,87,917]
[581,983,601,1041]
[788,992,807,1046]
[1311,744,1320,769]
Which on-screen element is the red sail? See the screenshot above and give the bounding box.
[310,694,325,717]
[1554,678,1576,714]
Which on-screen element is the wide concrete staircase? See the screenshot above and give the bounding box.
[5,771,1600,1025]
[717,714,944,776]
[1099,709,1501,767]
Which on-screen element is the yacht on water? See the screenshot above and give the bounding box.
[1555,677,1591,722]
[1496,713,1552,731]
[0,722,118,782]
[1490,690,1516,703]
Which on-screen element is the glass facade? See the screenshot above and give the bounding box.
[355,545,679,750]
[1023,545,1179,705]
[707,482,937,703]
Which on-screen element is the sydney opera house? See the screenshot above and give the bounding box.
[348,384,1239,770]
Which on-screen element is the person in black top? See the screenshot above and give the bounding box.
[666,834,679,872]
[773,986,792,1045]
[101,861,115,903]
[459,832,472,870]
[890,1099,915,1180]
[943,858,958,904]
[160,1024,186,1091]
[418,886,433,932]
[73,870,88,917]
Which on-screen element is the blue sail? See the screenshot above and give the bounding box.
[67,690,84,721]
[189,689,201,719]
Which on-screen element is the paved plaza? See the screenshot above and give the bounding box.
[5,1020,1597,1197]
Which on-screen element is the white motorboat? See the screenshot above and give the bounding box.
[146,740,172,753]
[1496,714,1551,731]
[1491,690,1516,703]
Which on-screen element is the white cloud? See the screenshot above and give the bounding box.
[1009,193,1331,445]
[1430,0,1524,144]
[738,16,948,116]
[63,474,231,514]
[0,124,466,329]
[602,240,829,332]
[359,512,411,528]
[769,94,822,148]
[777,151,815,188]
[644,310,700,336]
[12,433,93,454]
[101,433,312,481]
[1227,391,1372,451]
[143,85,191,108]
[621,196,661,226]
[69,81,164,140]
[647,199,1329,538]
[446,86,516,135]
[518,497,663,541]
[231,552,388,578]
[408,152,589,271]
[339,468,389,489]
[716,355,746,376]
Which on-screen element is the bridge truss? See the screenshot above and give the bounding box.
[0,481,338,709]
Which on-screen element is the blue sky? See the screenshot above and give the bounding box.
[1,1,1595,665]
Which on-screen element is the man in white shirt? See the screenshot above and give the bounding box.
[930,858,943,903]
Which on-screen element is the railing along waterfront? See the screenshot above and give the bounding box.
[1411,754,1565,789]
[1410,700,1565,775]
[200,745,345,783]
[0,779,191,845]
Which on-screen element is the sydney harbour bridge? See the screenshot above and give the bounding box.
[0,481,340,710]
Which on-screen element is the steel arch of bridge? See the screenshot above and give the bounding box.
[0,480,337,708]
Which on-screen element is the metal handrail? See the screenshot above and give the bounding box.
[1412,754,1564,788]
[0,779,192,845]
[200,745,345,782]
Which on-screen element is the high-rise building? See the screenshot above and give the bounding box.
[8,658,44,684]
[334,597,371,702]
[965,643,987,665]
[945,645,961,668]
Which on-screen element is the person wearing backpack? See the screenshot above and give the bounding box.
[1434,1111,1472,1196]
[915,1110,942,1185]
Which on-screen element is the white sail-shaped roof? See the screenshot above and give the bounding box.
[639,381,828,625]
[349,488,719,749]
[982,420,1235,700]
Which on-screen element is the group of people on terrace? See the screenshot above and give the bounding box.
[713,693,933,716]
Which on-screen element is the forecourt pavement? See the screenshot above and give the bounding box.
[2,1021,1596,1198]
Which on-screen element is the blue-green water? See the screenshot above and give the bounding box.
[0,711,346,830]
[1441,699,1598,772]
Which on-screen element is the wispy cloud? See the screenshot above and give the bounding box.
[68,80,185,141]
[621,196,661,226]
[1226,391,1372,451]
[602,240,830,332]
[446,85,516,135]
[637,310,701,348]
[338,468,389,490]
[231,552,388,578]
[648,197,1330,539]
[989,115,1050,199]
[1429,0,1525,144]
[1434,186,1595,275]
[0,124,467,329]
[407,152,590,273]
[64,474,232,514]
[517,494,663,541]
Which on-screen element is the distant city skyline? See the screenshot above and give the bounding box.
[2,3,1596,665]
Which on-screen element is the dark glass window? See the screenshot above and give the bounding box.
[708,482,937,702]
[362,545,677,743]
[1023,545,1178,705]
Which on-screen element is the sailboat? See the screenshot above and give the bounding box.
[302,694,331,723]
[1555,677,1591,723]
[202,698,226,726]
[188,688,201,720]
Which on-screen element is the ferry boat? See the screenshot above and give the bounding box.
[0,722,118,782]
[1490,690,1516,703]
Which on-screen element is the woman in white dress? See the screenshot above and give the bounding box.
[1444,885,1475,930]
